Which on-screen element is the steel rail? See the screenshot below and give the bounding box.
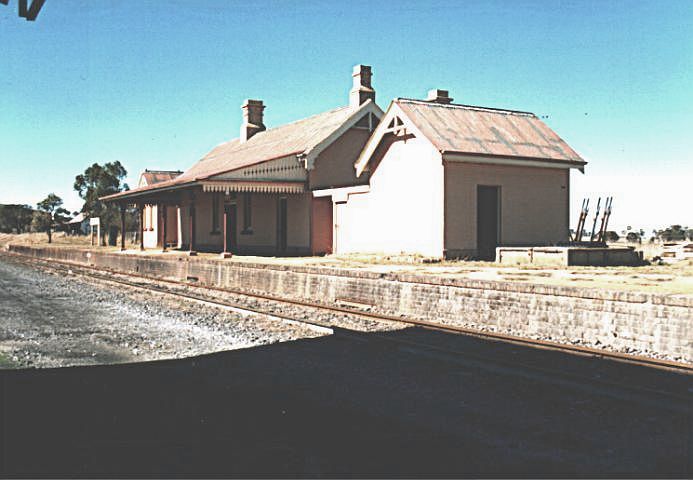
[3,251,691,411]
[3,250,692,375]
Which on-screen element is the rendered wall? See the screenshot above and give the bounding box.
[309,127,372,190]
[334,137,445,257]
[179,191,311,255]
[142,205,178,249]
[143,205,158,249]
[444,162,570,257]
[10,245,692,364]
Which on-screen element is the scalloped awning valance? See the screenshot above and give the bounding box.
[201,180,305,194]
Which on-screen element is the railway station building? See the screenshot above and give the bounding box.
[315,90,586,259]
[103,65,586,260]
[102,65,383,256]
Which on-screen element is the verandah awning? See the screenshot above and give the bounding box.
[201,180,305,194]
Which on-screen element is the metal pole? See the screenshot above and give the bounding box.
[589,197,601,242]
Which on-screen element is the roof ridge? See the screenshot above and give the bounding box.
[199,105,352,155]
[396,98,535,116]
[263,104,351,132]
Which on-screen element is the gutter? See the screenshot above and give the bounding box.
[441,151,587,173]
[100,180,199,202]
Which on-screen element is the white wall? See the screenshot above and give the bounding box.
[143,205,158,249]
[334,136,445,257]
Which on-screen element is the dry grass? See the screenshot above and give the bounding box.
[2,233,691,295]
[0,232,139,250]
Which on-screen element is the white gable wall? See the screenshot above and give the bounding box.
[334,136,445,257]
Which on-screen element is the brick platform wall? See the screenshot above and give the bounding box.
[8,245,692,363]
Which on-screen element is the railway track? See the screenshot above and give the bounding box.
[2,250,691,412]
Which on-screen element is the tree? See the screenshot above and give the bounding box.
[34,194,69,243]
[74,161,129,245]
[625,231,641,243]
[605,231,620,242]
[0,204,34,233]
[657,225,687,242]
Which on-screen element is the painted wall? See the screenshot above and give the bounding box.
[142,204,177,249]
[333,136,445,257]
[143,205,158,249]
[444,162,570,256]
[309,127,371,190]
[178,191,311,255]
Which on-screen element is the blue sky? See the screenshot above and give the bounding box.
[1,0,691,231]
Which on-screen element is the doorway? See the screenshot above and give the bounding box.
[311,197,333,255]
[277,197,288,255]
[477,185,500,261]
[224,203,237,254]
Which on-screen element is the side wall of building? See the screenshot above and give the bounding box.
[333,136,445,257]
[178,191,311,255]
[142,204,178,249]
[143,205,158,249]
[444,162,570,257]
[309,127,372,190]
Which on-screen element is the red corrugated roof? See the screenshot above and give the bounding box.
[141,170,183,185]
[396,99,584,163]
[102,104,367,201]
[177,106,356,182]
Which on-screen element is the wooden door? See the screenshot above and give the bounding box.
[477,185,500,261]
[311,197,333,255]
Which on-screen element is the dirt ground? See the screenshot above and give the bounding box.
[2,232,692,295]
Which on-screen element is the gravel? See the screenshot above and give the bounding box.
[0,257,328,369]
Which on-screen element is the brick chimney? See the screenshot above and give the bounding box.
[240,99,265,142]
[349,65,375,108]
[426,89,453,104]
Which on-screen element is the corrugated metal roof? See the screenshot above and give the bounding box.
[102,104,368,201]
[396,99,584,163]
[177,106,356,182]
[141,170,183,185]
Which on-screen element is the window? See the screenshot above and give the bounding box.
[242,192,252,234]
[211,193,220,233]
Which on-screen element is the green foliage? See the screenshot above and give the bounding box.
[74,161,129,242]
[34,193,70,243]
[31,210,51,232]
[625,231,641,243]
[657,225,688,242]
[0,204,34,233]
[605,231,620,242]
